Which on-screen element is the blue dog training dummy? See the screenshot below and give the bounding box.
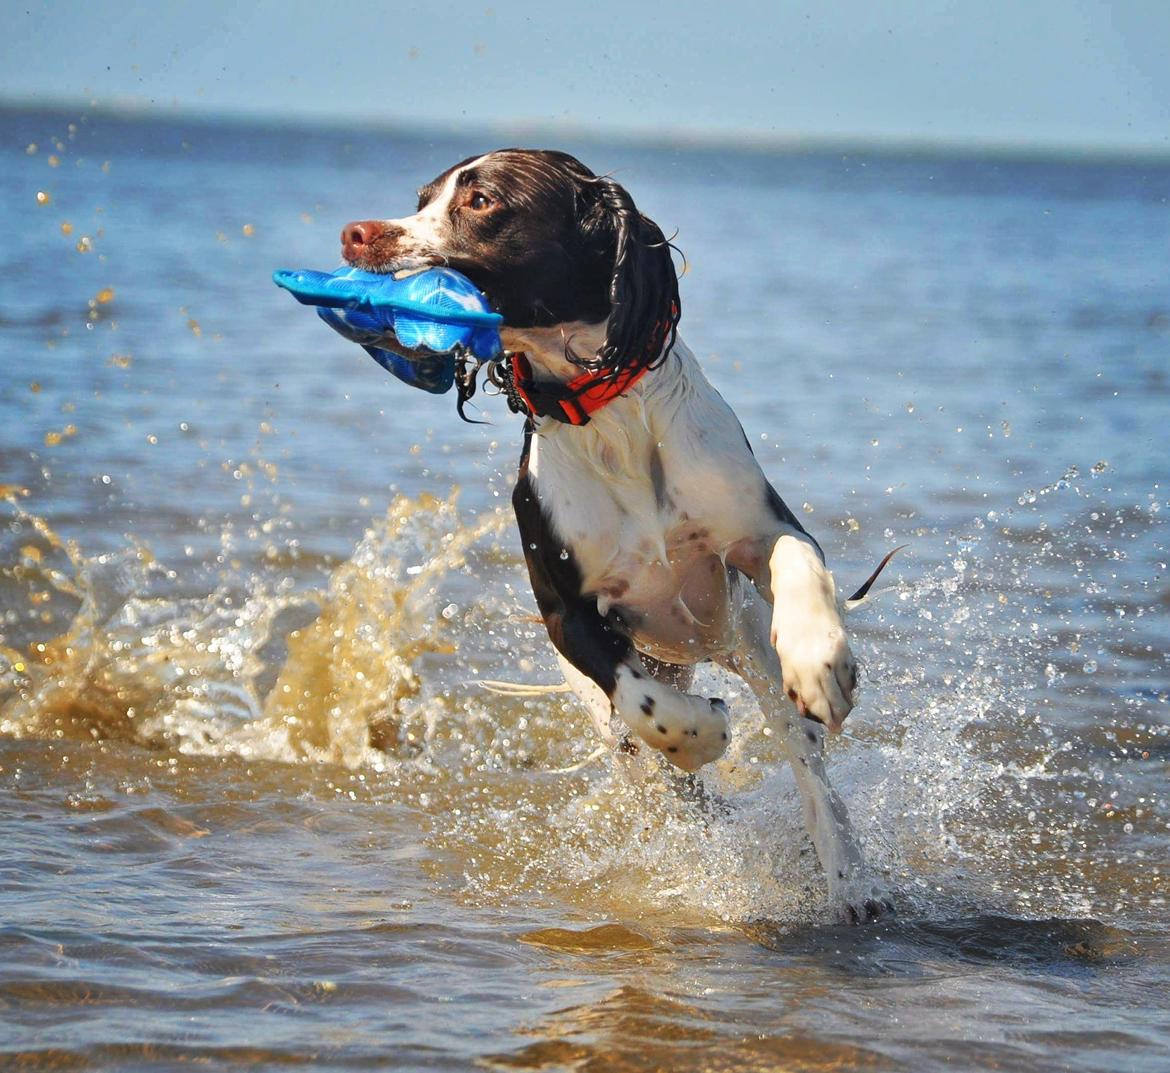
[273,266,504,394]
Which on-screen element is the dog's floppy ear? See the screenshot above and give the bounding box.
[584,176,681,375]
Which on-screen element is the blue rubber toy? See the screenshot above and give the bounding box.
[273,266,504,394]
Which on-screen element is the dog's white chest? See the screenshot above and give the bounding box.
[528,416,738,665]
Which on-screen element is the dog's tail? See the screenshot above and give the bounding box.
[843,545,907,611]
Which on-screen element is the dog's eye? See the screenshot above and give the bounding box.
[469,192,492,211]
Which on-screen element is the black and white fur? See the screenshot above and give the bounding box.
[341,150,891,921]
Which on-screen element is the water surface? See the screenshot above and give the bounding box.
[1,105,1168,1071]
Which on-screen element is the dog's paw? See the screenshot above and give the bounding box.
[773,620,856,733]
[767,535,856,733]
[613,666,729,771]
[833,881,896,925]
[655,694,729,771]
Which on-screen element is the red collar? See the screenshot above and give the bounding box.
[505,352,650,426]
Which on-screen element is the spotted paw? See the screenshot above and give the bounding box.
[655,694,730,771]
[613,665,730,772]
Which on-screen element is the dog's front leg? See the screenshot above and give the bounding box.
[768,532,857,732]
[722,586,891,921]
[731,526,856,733]
[513,468,728,772]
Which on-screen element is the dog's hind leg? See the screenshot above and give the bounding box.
[720,580,892,922]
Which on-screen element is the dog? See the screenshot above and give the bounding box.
[340,149,892,922]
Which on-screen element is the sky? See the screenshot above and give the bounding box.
[2,0,1169,151]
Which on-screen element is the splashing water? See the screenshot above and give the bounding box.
[3,464,1164,934]
[5,110,1170,1070]
[0,492,506,767]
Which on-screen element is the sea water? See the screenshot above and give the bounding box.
[1,105,1168,1071]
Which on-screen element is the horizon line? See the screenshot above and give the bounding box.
[4,93,1170,166]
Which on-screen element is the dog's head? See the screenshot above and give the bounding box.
[341,149,680,375]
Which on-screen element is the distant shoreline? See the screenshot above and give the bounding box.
[4,96,1169,167]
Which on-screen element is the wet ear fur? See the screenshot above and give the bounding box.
[581,176,681,375]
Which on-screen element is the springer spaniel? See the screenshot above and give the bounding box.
[341,150,892,922]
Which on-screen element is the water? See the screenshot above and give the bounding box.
[1,104,1168,1071]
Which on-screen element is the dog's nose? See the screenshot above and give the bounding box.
[341,219,385,255]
